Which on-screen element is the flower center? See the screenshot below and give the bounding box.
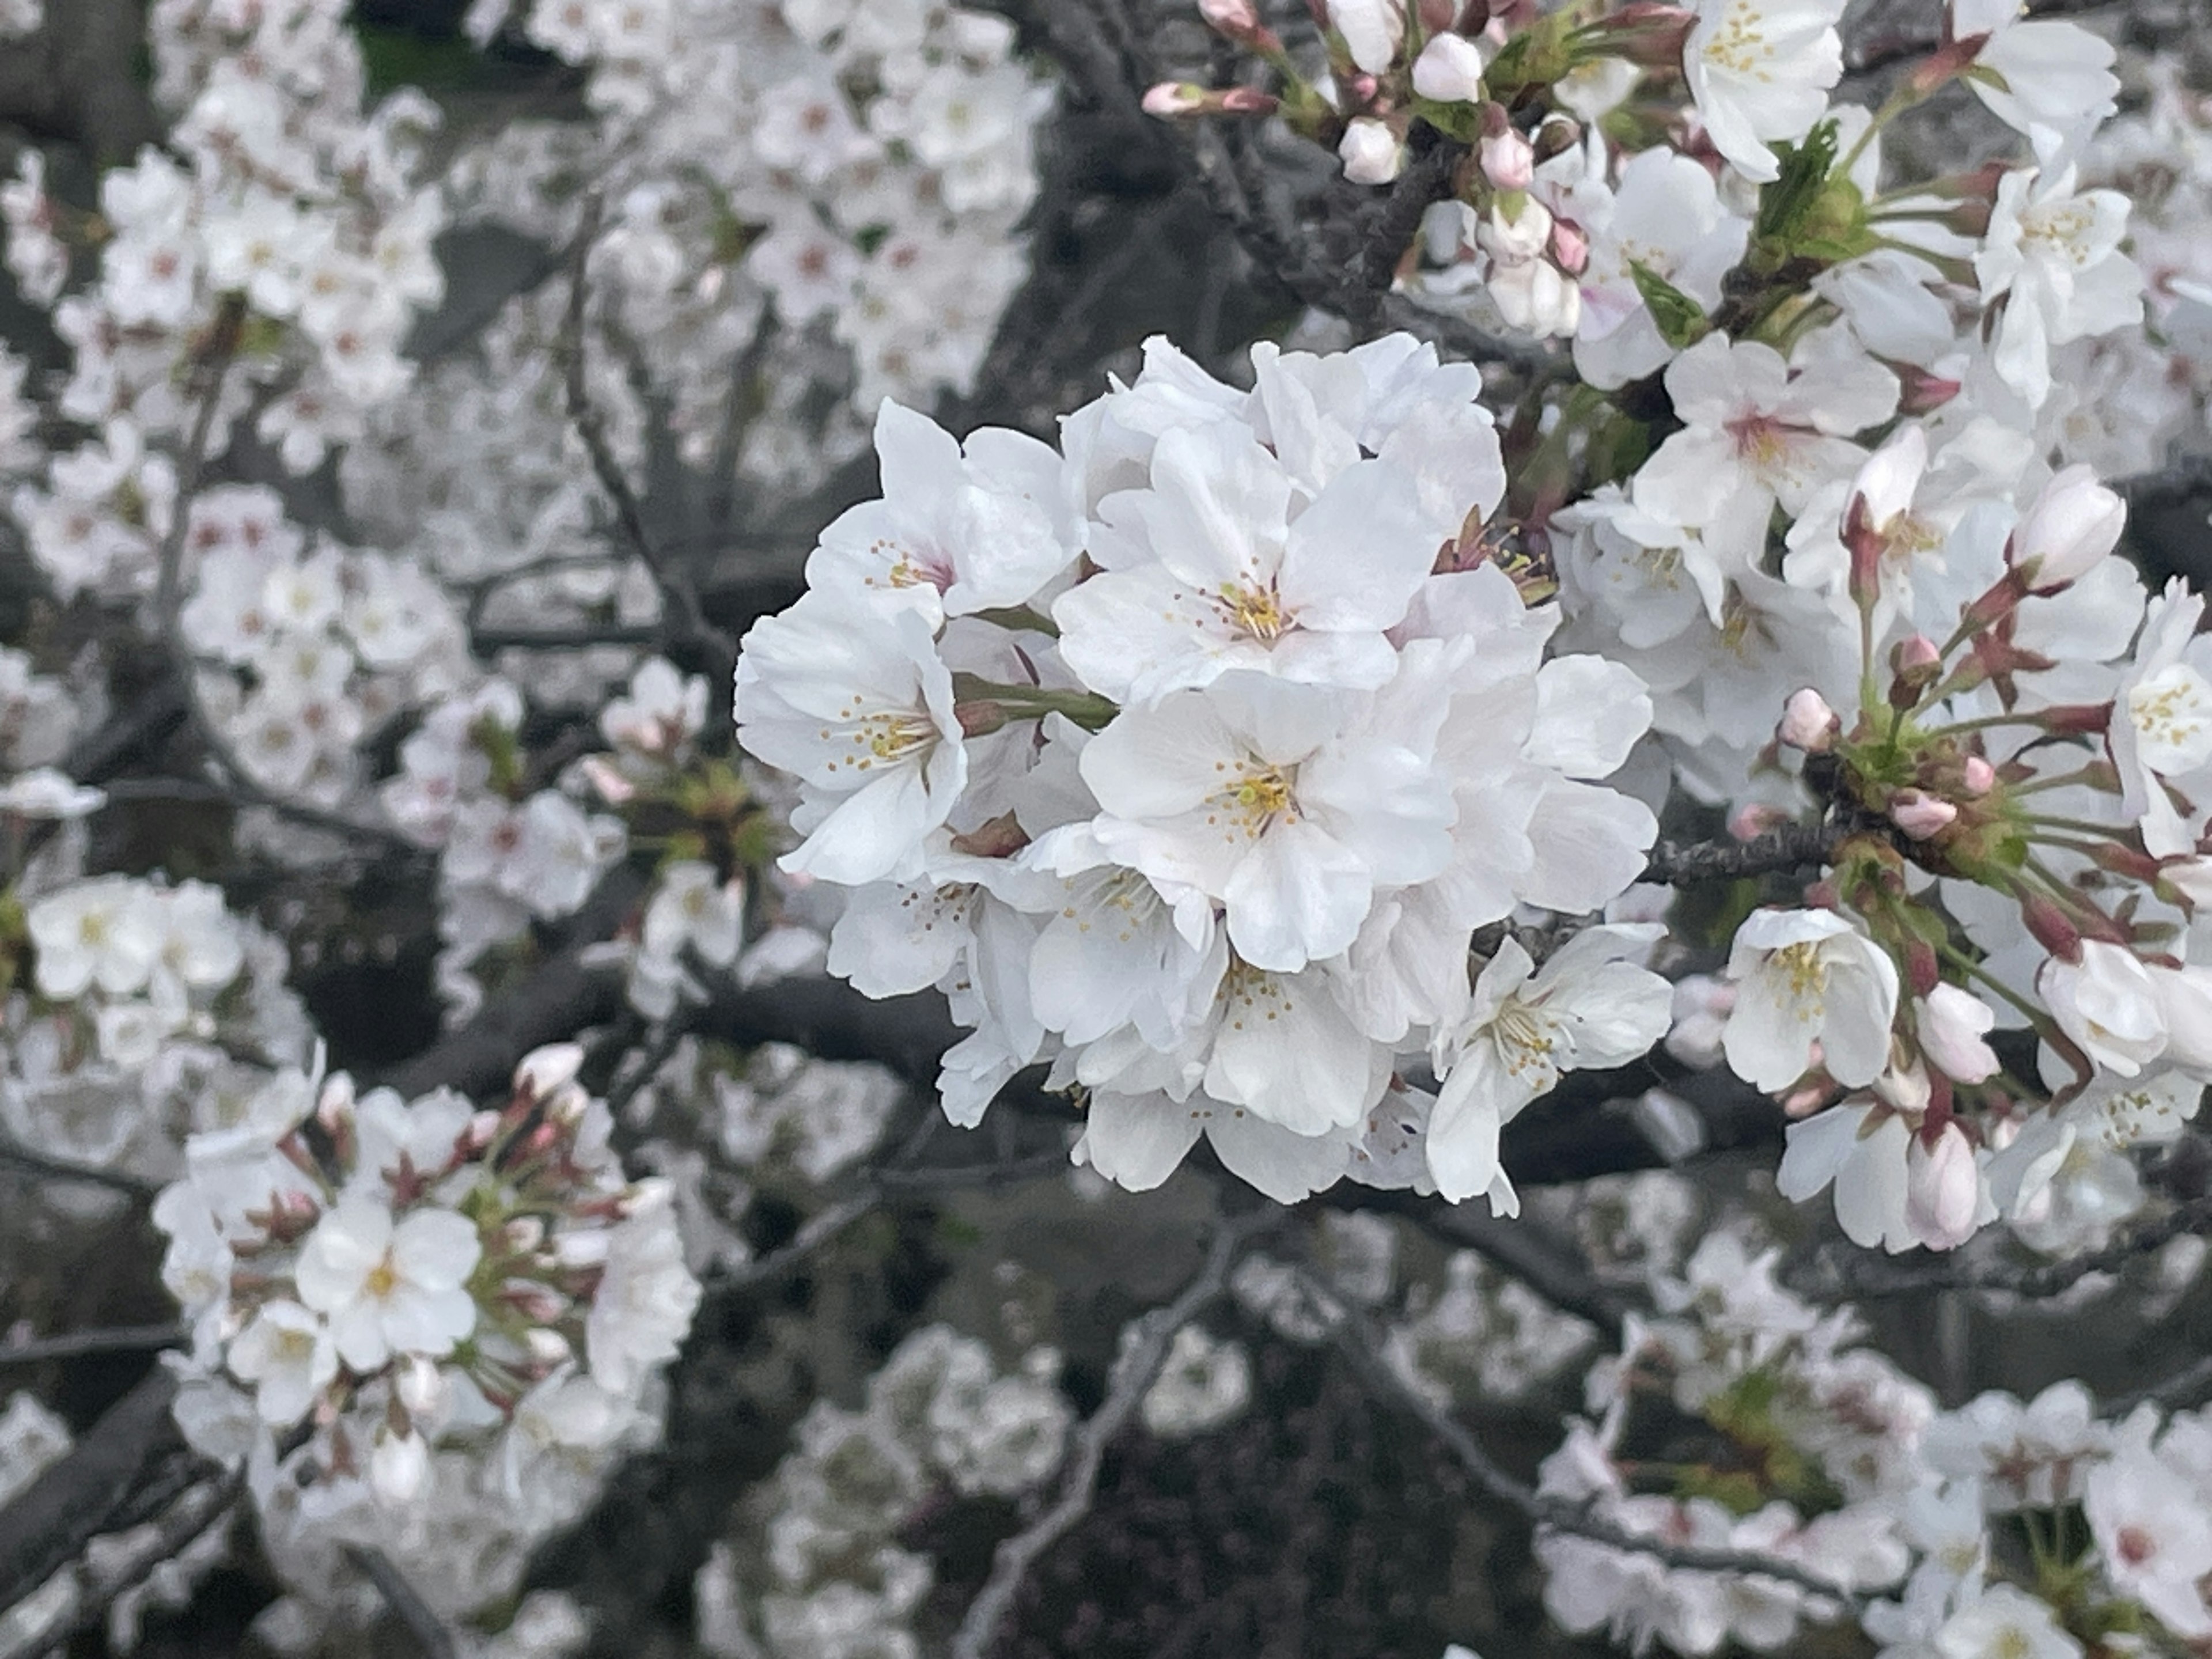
[1216,581,1291,641]
[364,1254,400,1301]
[1771,941,1830,1009]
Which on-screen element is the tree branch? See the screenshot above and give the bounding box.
[1316,1282,1871,1612]
[1797,1194,2212,1301]
[343,1547,457,1659]
[0,1324,185,1368]
[949,1210,1274,1659]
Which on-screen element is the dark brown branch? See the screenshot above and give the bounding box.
[949,1211,1274,1659]
[0,1323,185,1368]
[1800,1194,2212,1301]
[1317,1285,1870,1611]
[559,198,738,671]
[1641,819,1860,886]
[0,1369,182,1615]
[0,1137,159,1199]
[344,1546,458,1659]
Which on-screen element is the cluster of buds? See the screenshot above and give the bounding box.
[1728,445,2212,1253]
[154,1044,701,1508]
[1152,0,1511,184]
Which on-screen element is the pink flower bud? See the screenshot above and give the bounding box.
[1549,219,1588,274]
[1906,1122,1983,1251]
[1142,82,1210,117]
[1728,802,1790,839]
[1889,789,1959,840]
[1918,984,1999,1084]
[580,755,637,805]
[1200,0,1264,33]
[1339,118,1407,184]
[1778,687,1840,752]
[2014,465,2126,592]
[1479,125,1535,191]
[1961,755,1997,795]
[1412,31,1487,102]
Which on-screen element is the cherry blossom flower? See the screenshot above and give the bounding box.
[1722,908,1901,1091]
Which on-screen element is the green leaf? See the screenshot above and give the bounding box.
[1411,96,1484,143]
[1755,118,1841,247]
[1629,260,1710,349]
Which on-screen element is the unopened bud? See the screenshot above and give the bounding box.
[1888,634,1942,709]
[1906,1121,1982,1250]
[505,1283,567,1324]
[1479,124,1535,191]
[1778,687,1840,752]
[516,1043,585,1103]
[1550,219,1589,274]
[370,1429,429,1506]
[463,1109,503,1153]
[1339,118,1407,184]
[1200,0,1275,48]
[1143,82,1210,118]
[524,1328,573,1369]
[396,1355,449,1420]
[1412,31,1487,102]
[503,1215,547,1253]
[1729,801,1791,839]
[1961,755,1997,796]
[579,754,637,805]
[1890,789,1959,840]
[2014,465,2126,592]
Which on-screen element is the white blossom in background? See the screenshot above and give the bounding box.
[694,1323,1072,1659]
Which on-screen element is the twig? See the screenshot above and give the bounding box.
[0,1369,183,1615]
[0,1324,185,1368]
[1316,1286,1871,1612]
[0,1138,159,1199]
[1800,1194,2212,1301]
[146,301,419,856]
[1641,819,1864,886]
[949,1210,1273,1659]
[343,1546,458,1659]
[2112,1350,2212,1416]
[13,1465,243,1659]
[706,1187,887,1295]
[559,196,738,669]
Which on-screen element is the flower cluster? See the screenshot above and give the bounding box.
[449,0,1050,491]
[6,872,308,1181]
[4,0,447,599]
[694,1323,1072,1659]
[180,484,472,813]
[153,1045,701,1621]
[734,334,1666,1203]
